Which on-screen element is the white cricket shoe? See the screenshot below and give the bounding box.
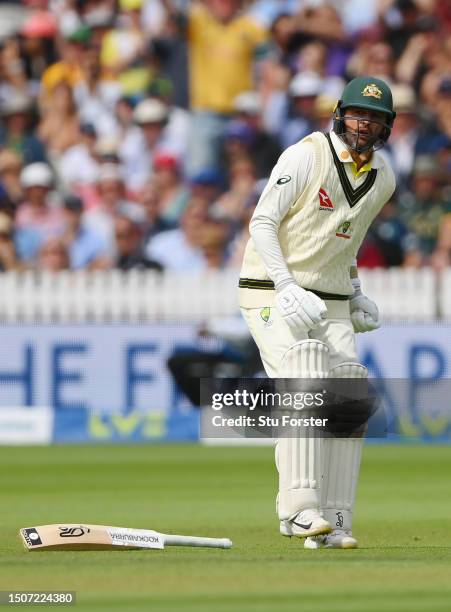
[280,509,332,539]
[304,529,358,549]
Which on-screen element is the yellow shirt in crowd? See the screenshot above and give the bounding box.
[188,4,267,114]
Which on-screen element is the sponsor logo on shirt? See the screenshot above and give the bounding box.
[318,188,334,210]
[336,221,352,239]
[276,175,291,185]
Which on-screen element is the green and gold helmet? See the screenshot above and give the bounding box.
[333,76,396,152]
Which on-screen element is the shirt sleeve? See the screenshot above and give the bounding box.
[249,140,315,289]
[244,15,268,48]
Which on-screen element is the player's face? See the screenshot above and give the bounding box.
[343,107,387,149]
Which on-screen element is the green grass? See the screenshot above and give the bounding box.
[0,444,450,611]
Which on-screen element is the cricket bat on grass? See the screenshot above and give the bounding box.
[19,524,232,551]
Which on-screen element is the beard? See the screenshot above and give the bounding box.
[342,124,383,153]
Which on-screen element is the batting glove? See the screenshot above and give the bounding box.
[275,282,327,332]
[349,277,380,333]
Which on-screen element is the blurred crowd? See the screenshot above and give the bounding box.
[0,0,449,273]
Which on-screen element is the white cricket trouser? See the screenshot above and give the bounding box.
[240,300,358,376]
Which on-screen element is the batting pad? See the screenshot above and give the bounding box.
[321,362,367,531]
[276,340,329,520]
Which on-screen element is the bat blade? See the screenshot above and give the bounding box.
[19,524,165,551]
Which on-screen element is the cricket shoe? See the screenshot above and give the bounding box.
[280,509,332,539]
[304,529,358,549]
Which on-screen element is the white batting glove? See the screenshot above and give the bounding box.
[275,282,327,332]
[349,277,380,333]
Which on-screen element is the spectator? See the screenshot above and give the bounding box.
[138,180,174,244]
[100,0,153,99]
[227,91,281,178]
[38,82,80,156]
[15,162,63,260]
[291,4,349,77]
[190,169,225,204]
[121,97,189,189]
[398,155,450,262]
[356,233,387,268]
[365,42,395,82]
[145,196,211,270]
[313,94,336,132]
[0,181,17,220]
[394,11,442,90]
[81,4,115,50]
[0,0,447,274]
[0,91,47,165]
[72,41,121,137]
[214,156,257,224]
[258,14,294,126]
[293,4,346,46]
[368,201,410,268]
[93,135,122,165]
[36,236,70,272]
[83,164,145,254]
[59,195,108,269]
[151,153,189,225]
[293,41,345,98]
[389,84,421,191]
[250,1,298,29]
[385,0,422,59]
[221,121,257,177]
[170,0,268,174]
[279,71,322,148]
[198,220,229,269]
[0,37,28,99]
[0,212,22,271]
[0,150,23,206]
[58,122,99,190]
[20,10,58,87]
[114,95,135,139]
[149,6,190,109]
[329,0,378,36]
[113,214,163,271]
[40,25,90,100]
[226,178,266,268]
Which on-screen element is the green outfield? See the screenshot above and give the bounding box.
[0,444,450,611]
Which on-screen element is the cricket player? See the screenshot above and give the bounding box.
[239,76,397,549]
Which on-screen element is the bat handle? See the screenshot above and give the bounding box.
[162,534,232,549]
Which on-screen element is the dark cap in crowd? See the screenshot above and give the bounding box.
[80,122,97,137]
[439,78,451,96]
[190,168,224,187]
[225,120,255,144]
[63,195,83,212]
